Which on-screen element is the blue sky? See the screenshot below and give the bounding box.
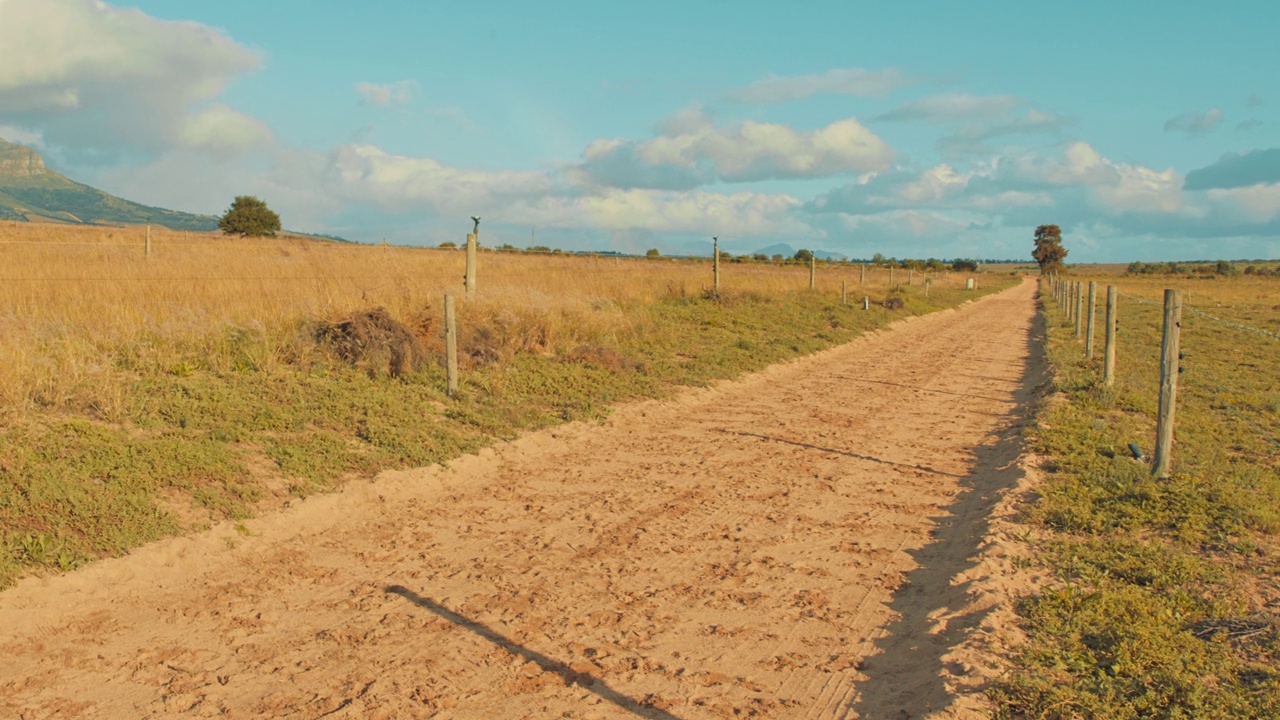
[2,0,1278,261]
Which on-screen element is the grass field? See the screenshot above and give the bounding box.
[994,271,1280,718]
[0,221,1014,588]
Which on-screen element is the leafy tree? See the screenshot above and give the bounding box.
[438,241,457,249]
[871,252,886,267]
[218,195,281,237]
[951,258,979,272]
[646,248,661,258]
[771,254,784,263]
[794,248,814,262]
[1032,224,1067,273]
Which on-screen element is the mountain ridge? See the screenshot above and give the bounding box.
[0,138,220,231]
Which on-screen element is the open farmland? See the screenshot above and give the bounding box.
[994,271,1280,717]
[0,221,1012,591]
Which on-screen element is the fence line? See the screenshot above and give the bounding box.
[1044,275,1279,475]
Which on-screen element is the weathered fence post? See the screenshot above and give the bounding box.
[444,294,459,397]
[145,224,152,258]
[841,279,847,305]
[1085,281,1097,351]
[860,264,865,287]
[465,216,479,301]
[1152,289,1182,478]
[809,256,816,290]
[908,269,914,286]
[863,296,869,311]
[712,236,720,295]
[1077,282,1085,337]
[890,266,895,286]
[925,277,931,298]
[1104,285,1117,387]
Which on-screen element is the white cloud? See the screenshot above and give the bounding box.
[179,104,272,152]
[1163,108,1224,136]
[1208,183,1280,222]
[812,141,1198,237]
[355,80,419,107]
[0,0,264,159]
[0,124,43,146]
[329,144,556,211]
[876,94,1021,123]
[727,67,916,103]
[576,110,893,189]
[510,189,805,237]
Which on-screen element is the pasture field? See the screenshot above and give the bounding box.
[994,271,1280,717]
[0,221,1014,588]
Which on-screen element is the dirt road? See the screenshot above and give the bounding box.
[1,278,1043,719]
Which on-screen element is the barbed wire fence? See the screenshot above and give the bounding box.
[1043,273,1280,475]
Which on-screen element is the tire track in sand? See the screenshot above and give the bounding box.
[0,278,1040,719]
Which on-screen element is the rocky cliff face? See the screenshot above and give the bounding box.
[0,139,48,177]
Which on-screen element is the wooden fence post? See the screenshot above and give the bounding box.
[1152,289,1182,478]
[863,296,869,310]
[1085,281,1097,355]
[860,264,865,287]
[712,237,720,295]
[145,224,152,258]
[925,277,931,298]
[1104,285,1117,387]
[890,266,895,286]
[809,256,816,290]
[464,234,477,301]
[908,269,914,286]
[445,294,459,397]
[841,279,847,305]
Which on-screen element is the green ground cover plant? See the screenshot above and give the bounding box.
[993,275,1280,719]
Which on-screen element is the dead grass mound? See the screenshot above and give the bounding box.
[315,308,427,378]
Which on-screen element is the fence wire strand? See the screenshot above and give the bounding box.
[1184,305,1280,341]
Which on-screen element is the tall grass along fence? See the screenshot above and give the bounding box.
[0,222,977,413]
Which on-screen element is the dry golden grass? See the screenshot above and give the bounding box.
[0,221,968,416]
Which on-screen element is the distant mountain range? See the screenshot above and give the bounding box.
[0,138,219,231]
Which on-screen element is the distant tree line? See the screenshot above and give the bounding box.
[435,241,989,270]
[1127,260,1280,277]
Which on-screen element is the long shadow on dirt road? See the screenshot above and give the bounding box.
[385,585,684,720]
[848,305,1048,718]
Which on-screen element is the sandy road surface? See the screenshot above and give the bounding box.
[1,278,1042,719]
